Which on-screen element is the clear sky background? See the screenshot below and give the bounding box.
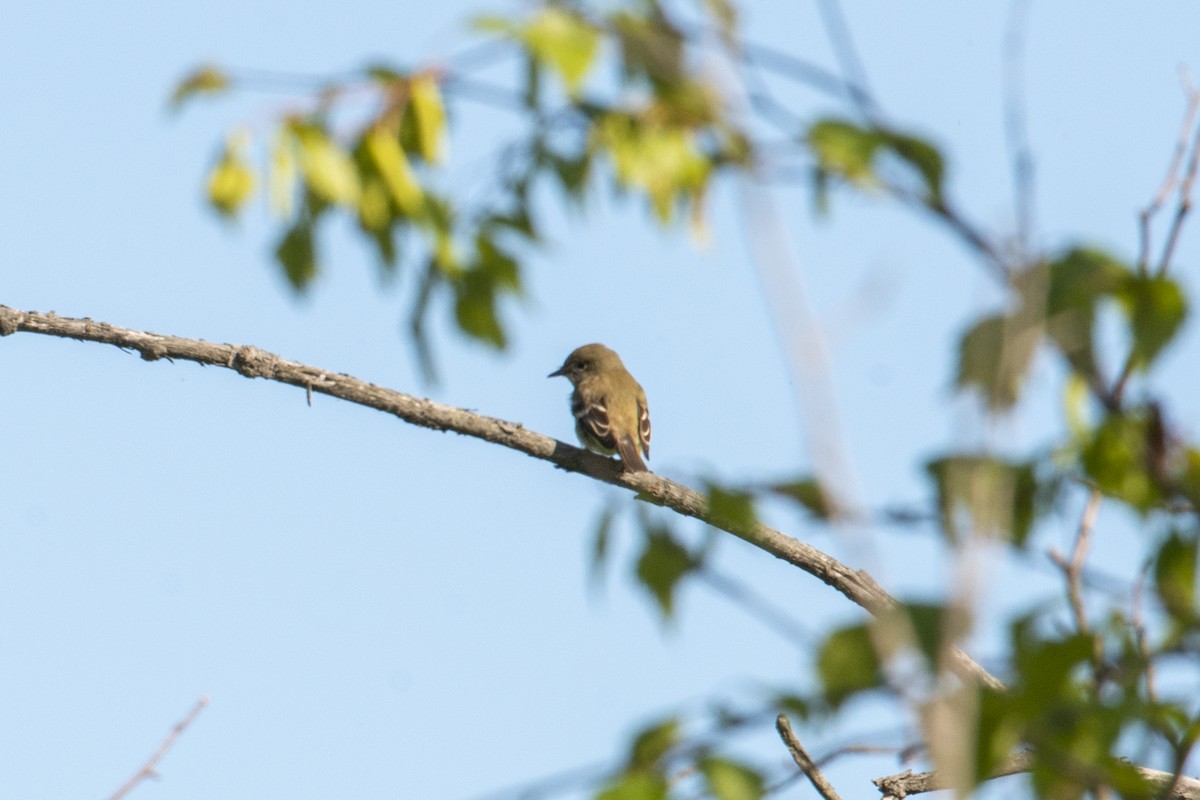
[2,2,1199,798]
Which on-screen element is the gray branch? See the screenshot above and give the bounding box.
[873,753,1200,800]
[0,304,1002,692]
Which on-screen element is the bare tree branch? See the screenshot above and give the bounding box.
[1139,71,1200,275]
[107,695,210,800]
[776,715,845,800]
[1048,488,1104,683]
[873,753,1200,800]
[0,304,1002,692]
[1004,0,1036,262]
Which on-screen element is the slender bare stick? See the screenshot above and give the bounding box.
[107,695,210,800]
[1049,488,1104,682]
[1138,71,1200,275]
[0,305,1004,692]
[1004,0,1035,263]
[1156,104,1200,276]
[777,715,845,800]
[1131,559,1160,704]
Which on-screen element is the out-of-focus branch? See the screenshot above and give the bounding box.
[1138,72,1200,275]
[107,695,210,800]
[1048,489,1104,684]
[873,753,1200,800]
[1004,0,1035,262]
[0,304,1004,692]
[777,715,845,800]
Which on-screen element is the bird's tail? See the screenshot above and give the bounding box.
[616,434,649,472]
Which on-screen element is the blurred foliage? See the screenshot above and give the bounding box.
[176,0,1200,797]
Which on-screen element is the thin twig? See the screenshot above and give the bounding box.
[107,695,210,800]
[893,187,1012,285]
[777,715,845,800]
[1131,558,1159,704]
[1138,71,1200,275]
[0,304,1005,692]
[814,0,878,118]
[1003,0,1035,264]
[1048,489,1104,685]
[873,753,1200,800]
[1156,100,1200,276]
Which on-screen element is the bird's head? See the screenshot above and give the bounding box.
[548,343,621,385]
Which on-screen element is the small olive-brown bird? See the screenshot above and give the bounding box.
[549,343,651,472]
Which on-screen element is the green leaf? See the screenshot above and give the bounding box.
[453,272,505,348]
[974,687,1022,784]
[904,602,948,671]
[291,122,359,206]
[706,484,756,531]
[955,312,1039,411]
[1020,247,1128,383]
[590,503,617,586]
[170,65,229,111]
[1011,618,1092,701]
[596,772,668,800]
[627,718,679,770]
[1118,274,1187,369]
[612,11,684,87]
[522,7,599,97]
[635,527,696,619]
[206,133,256,218]
[699,757,765,800]
[925,456,1039,545]
[409,74,447,164]
[474,234,521,293]
[275,220,317,290]
[470,14,515,34]
[1154,531,1198,623]
[878,129,944,203]
[365,63,406,83]
[268,128,298,219]
[1179,448,1200,510]
[549,151,593,201]
[364,126,423,217]
[768,478,838,520]
[807,119,881,189]
[594,114,711,223]
[817,624,881,709]
[1081,412,1162,513]
[770,693,811,721]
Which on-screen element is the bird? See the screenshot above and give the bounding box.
[549,343,651,472]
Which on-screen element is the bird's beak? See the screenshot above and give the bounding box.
[548,365,565,378]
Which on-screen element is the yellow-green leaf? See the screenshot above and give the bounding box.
[364,126,423,216]
[292,123,359,205]
[206,133,256,218]
[699,757,765,800]
[522,7,599,97]
[170,65,229,112]
[807,119,881,188]
[409,74,447,164]
[1081,412,1162,513]
[268,128,298,218]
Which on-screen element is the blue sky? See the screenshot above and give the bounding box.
[2,2,1199,798]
